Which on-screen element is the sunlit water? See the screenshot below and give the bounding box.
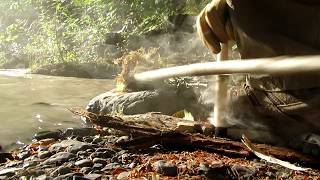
[0,69,115,150]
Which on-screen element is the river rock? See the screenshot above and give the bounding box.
[154,160,178,177]
[34,130,62,140]
[50,166,72,176]
[17,151,30,160]
[102,162,121,171]
[89,152,112,159]
[23,161,38,168]
[63,128,99,138]
[53,172,83,180]
[92,163,104,170]
[0,152,13,163]
[92,158,108,165]
[80,167,93,174]
[75,159,94,168]
[86,78,212,120]
[43,152,76,165]
[117,171,129,180]
[84,173,102,180]
[0,168,22,176]
[49,139,90,153]
[38,151,52,159]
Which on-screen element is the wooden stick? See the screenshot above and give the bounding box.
[133,55,320,82]
[212,43,229,135]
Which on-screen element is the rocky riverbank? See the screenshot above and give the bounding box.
[0,122,319,179]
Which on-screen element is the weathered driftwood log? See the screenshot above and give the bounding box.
[70,108,319,167]
[116,132,320,167]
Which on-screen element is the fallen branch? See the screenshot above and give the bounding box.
[69,108,319,167]
[69,108,162,136]
[116,132,319,167]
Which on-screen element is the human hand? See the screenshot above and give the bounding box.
[196,0,234,54]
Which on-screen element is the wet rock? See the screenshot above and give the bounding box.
[102,162,121,171]
[49,140,88,153]
[38,145,49,152]
[35,174,51,180]
[154,160,178,177]
[92,163,104,170]
[5,161,22,168]
[86,88,191,116]
[92,158,108,165]
[0,152,13,163]
[80,167,93,174]
[63,128,99,138]
[50,166,72,176]
[117,171,129,180]
[95,148,111,153]
[23,161,38,168]
[17,151,30,160]
[89,152,112,159]
[43,152,76,165]
[231,165,257,178]
[0,168,22,177]
[84,173,102,180]
[75,159,93,167]
[67,143,93,154]
[199,162,234,179]
[86,149,94,154]
[77,151,89,158]
[38,151,52,159]
[53,172,84,180]
[34,130,62,140]
[83,137,94,143]
[116,136,129,144]
[92,137,103,144]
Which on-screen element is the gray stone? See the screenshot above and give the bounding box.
[53,173,83,180]
[43,152,76,165]
[0,153,13,163]
[117,171,129,180]
[17,151,30,160]
[34,130,62,141]
[63,128,99,138]
[50,166,72,176]
[89,152,112,159]
[80,167,92,174]
[5,161,22,168]
[0,168,22,176]
[154,160,178,177]
[95,148,109,153]
[49,140,89,153]
[231,165,257,178]
[77,151,89,158]
[102,163,121,171]
[86,88,188,116]
[92,158,108,165]
[92,163,103,170]
[38,151,52,159]
[83,137,93,143]
[67,143,93,154]
[84,173,102,180]
[23,161,38,168]
[115,136,129,144]
[75,159,93,167]
[92,137,103,144]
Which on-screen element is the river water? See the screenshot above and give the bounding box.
[0,69,115,150]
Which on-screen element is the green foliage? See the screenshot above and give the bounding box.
[0,0,210,70]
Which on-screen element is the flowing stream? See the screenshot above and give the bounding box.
[0,69,115,150]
